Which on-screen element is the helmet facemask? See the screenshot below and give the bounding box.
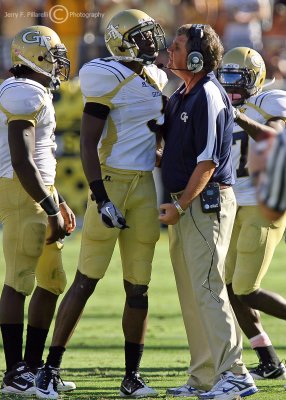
[217,47,266,106]
[123,21,166,65]
[217,67,258,106]
[43,43,70,89]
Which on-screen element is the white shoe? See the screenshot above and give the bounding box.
[166,383,205,397]
[35,366,59,400]
[119,373,157,398]
[198,371,258,399]
[57,378,76,392]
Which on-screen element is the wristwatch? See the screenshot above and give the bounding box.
[173,200,185,217]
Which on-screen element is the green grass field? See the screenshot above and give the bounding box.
[0,229,286,399]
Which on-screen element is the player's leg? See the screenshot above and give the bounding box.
[35,195,119,399]
[119,172,159,398]
[229,206,286,379]
[0,176,47,395]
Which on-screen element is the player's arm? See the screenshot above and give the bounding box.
[80,103,128,229]
[235,110,278,141]
[8,120,66,243]
[8,120,50,200]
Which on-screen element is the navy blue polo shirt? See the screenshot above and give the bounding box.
[161,72,235,193]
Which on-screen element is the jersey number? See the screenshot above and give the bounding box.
[232,131,249,178]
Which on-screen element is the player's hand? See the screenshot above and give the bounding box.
[156,147,163,167]
[59,202,76,235]
[47,213,66,244]
[98,201,129,229]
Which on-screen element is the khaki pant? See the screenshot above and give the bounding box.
[225,205,286,294]
[169,188,247,390]
[0,176,66,296]
[78,165,160,285]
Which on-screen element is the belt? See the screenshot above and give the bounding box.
[170,184,231,201]
[218,184,231,190]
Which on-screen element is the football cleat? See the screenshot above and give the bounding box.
[198,371,258,399]
[249,362,286,380]
[119,372,157,398]
[1,361,35,396]
[166,383,205,397]
[57,377,76,392]
[35,365,59,399]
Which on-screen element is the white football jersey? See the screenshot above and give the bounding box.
[232,89,286,206]
[79,59,168,171]
[0,77,57,184]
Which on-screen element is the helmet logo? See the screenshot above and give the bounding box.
[22,31,51,47]
[105,24,122,43]
[251,55,265,70]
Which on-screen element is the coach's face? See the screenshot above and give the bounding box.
[167,34,188,73]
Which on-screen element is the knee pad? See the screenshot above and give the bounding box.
[72,271,99,300]
[125,281,149,309]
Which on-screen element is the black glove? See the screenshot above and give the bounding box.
[99,201,129,229]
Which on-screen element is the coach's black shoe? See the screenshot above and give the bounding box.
[35,365,59,399]
[119,372,157,397]
[1,361,35,395]
[250,362,286,380]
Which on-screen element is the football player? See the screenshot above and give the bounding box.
[0,26,76,395]
[35,9,167,399]
[217,47,286,381]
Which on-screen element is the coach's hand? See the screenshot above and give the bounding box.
[98,201,129,229]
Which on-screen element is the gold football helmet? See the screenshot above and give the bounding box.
[104,9,166,65]
[217,47,266,105]
[11,25,70,89]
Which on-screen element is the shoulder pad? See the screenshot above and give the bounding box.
[79,59,130,98]
[145,64,168,91]
[250,90,286,119]
[0,79,45,116]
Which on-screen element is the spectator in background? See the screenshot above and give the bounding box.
[249,129,286,221]
[221,0,272,51]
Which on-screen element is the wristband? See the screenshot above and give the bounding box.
[173,200,185,216]
[89,179,110,204]
[58,192,66,204]
[39,195,60,216]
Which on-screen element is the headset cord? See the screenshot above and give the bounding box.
[190,206,221,303]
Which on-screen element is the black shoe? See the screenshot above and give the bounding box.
[1,361,35,395]
[119,372,157,398]
[250,362,286,380]
[35,365,59,399]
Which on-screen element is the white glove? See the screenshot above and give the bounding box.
[99,201,129,229]
[232,106,240,121]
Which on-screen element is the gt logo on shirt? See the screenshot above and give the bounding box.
[22,31,51,47]
[180,112,188,123]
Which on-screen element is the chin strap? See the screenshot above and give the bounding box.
[104,55,155,66]
[15,53,61,90]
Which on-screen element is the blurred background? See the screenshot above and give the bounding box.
[1,0,286,218]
